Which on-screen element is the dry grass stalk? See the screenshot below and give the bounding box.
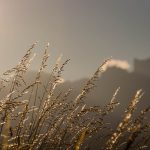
[0,44,149,150]
[106,90,144,150]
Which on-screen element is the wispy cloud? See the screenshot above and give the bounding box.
[103,59,130,71]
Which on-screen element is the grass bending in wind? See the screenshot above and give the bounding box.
[0,43,149,150]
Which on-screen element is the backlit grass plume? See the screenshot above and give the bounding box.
[0,43,149,150]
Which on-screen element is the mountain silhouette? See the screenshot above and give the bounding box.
[134,58,150,77]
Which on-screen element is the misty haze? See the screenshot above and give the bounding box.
[0,1,150,150]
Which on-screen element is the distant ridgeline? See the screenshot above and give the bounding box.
[134,58,150,77]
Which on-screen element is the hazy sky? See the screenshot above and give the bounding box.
[0,0,150,80]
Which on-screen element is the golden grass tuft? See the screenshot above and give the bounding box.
[0,43,149,150]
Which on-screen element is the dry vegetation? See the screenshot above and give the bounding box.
[0,43,150,150]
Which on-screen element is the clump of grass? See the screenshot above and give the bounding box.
[0,43,150,150]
